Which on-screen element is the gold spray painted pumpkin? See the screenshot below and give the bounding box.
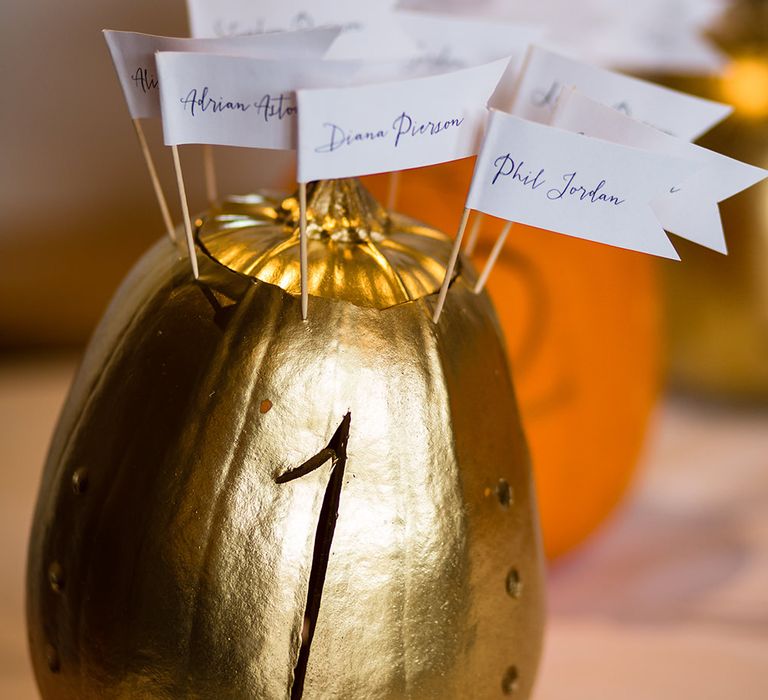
[27,179,545,698]
[367,161,662,558]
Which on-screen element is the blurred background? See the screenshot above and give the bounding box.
[1,0,767,698]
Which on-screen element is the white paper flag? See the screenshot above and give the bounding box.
[466,110,702,259]
[296,59,511,183]
[396,10,542,70]
[431,0,728,74]
[582,0,727,74]
[185,0,419,60]
[502,45,732,140]
[551,90,768,253]
[156,52,437,150]
[103,29,341,120]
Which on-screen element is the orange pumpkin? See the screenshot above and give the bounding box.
[366,160,662,558]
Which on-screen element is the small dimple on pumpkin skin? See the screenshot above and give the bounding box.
[48,562,65,594]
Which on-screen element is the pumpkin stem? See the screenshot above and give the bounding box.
[283,178,389,243]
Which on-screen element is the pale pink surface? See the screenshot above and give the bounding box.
[1,358,766,698]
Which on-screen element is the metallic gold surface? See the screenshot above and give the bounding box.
[366,161,662,558]
[200,179,453,309]
[660,1,768,400]
[27,179,545,698]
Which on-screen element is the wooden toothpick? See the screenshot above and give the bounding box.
[432,207,471,324]
[464,212,485,256]
[170,145,199,279]
[474,221,513,294]
[202,144,218,206]
[299,182,309,321]
[131,118,176,242]
[386,171,400,211]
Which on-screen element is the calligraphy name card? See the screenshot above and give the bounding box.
[551,90,768,253]
[502,45,732,141]
[466,110,700,258]
[185,0,418,60]
[104,28,341,120]
[156,52,488,150]
[296,59,511,182]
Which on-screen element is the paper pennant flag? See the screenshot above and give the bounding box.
[396,10,542,70]
[501,45,732,140]
[551,90,768,253]
[103,28,341,120]
[582,0,727,74]
[185,0,419,60]
[470,0,727,74]
[295,59,511,183]
[466,110,702,259]
[155,52,441,150]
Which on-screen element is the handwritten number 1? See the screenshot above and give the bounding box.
[276,413,352,700]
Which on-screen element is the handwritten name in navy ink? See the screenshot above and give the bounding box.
[492,154,626,207]
[213,15,361,38]
[132,67,158,94]
[406,48,465,73]
[531,81,561,108]
[181,87,251,116]
[530,80,634,117]
[547,173,625,205]
[179,88,297,121]
[392,112,464,147]
[315,112,464,154]
[254,94,296,122]
[492,155,546,188]
[315,124,388,153]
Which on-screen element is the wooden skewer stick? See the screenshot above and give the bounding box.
[202,144,218,206]
[131,118,176,242]
[474,221,513,294]
[432,207,471,324]
[464,212,485,256]
[299,182,309,321]
[170,145,199,280]
[386,171,400,212]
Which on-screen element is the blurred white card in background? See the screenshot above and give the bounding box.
[466,111,700,259]
[185,0,419,60]
[104,29,341,119]
[403,0,728,74]
[580,0,727,73]
[396,10,543,69]
[296,59,511,182]
[504,46,732,141]
[551,90,768,253]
